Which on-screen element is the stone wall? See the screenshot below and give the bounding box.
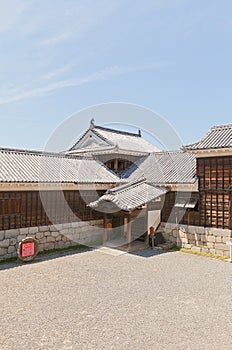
[0,220,103,261]
[160,222,232,257]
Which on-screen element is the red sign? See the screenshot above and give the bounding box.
[22,242,35,257]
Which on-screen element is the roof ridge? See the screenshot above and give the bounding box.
[95,125,141,137]
[184,127,213,149]
[108,178,146,194]
[0,147,92,160]
[211,123,232,130]
[184,123,232,150]
[150,150,186,155]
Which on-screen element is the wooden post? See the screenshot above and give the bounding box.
[127,214,131,247]
[114,159,118,173]
[144,207,148,243]
[103,214,107,242]
[124,216,128,237]
[187,209,190,226]
[150,226,155,249]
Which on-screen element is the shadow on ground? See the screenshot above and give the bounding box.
[0,246,91,271]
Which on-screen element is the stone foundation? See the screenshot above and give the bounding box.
[160,223,232,257]
[0,220,103,261]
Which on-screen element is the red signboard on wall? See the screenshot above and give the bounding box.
[22,242,35,257]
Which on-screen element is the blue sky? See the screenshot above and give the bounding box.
[0,0,231,151]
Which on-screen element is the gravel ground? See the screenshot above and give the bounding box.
[0,247,231,350]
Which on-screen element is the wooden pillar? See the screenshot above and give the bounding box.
[123,216,128,237]
[103,214,107,242]
[114,159,118,173]
[127,214,131,247]
[144,207,148,243]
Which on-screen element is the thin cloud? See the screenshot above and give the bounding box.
[0,62,172,105]
[40,64,74,81]
[39,32,72,47]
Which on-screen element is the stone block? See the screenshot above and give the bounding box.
[194,233,201,240]
[9,251,17,258]
[215,243,227,251]
[212,228,230,237]
[19,227,29,235]
[187,226,196,234]
[17,235,26,242]
[169,236,177,243]
[191,246,201,252]
[195,226,205,234]
[183,243,192,249]
[223,250,230,258]
[29,227,38,234]
[201,235,207,242]
[207,242,214,249]
[163,223,172,233]
[0,231,4,241]
[54,241,65,249]
[38,226,49,232]
[47,236,55,243]
[5,229,19,239]
[43,243,55,250]
[61,223,71,229]
[209,249,216,255]
[39,237,47,244]
[179,225,186,233]
[187,233,195,241]
[0,239,10,248]
[214,250,223,256]
[205,228,212,236]
[223,236,230,243]
[61,236,68,242]
[54,224,62,231]
[189,240,196,245]
[60,228,69,236]
[161,233,170,241]
[55,235,62,242]
[71,234,80,243]
[38,244,44,252]
[179,230,186,238]
[215,236,222,243]
[36,232,44,240]
[49,225,59,232]
[208,235,216,243]
[44,231,50,237]
[201,247,209,253]
[51,231,60,238]
[10,238,17,246]
[0,247,7,255]
[8,246,16,254]
[180,237,188,244]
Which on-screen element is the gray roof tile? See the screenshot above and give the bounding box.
[89,179,167,211]
[0,148,120,183]
[121,151,197,184]
[184,124,232,150]
[69,125,159,154]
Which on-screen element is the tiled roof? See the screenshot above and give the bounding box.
[67,145,148,157]
[0,148,119,183]
[184,124,232,150]
[121,151,197,184]
[69,124,159,154]
[88,179,167,212]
